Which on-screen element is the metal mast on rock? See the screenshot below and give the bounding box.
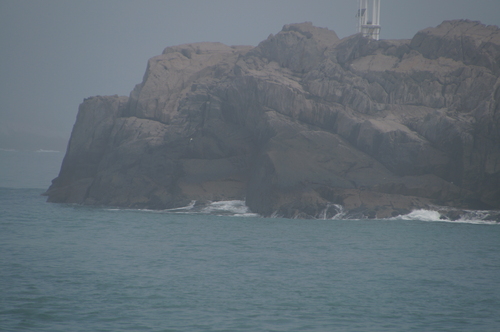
[357,0,381,40]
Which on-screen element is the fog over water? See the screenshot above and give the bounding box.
[1,0,499,150]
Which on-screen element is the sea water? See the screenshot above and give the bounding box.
[1,150,500,331]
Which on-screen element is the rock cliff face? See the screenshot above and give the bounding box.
[45,20,500,219]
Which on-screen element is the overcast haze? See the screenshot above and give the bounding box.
[1,0,499,150]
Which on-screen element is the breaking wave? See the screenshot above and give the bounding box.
[107,200,259,217]
[106,202,498,224]
[396,209,443,222]
[318,204,346,220]
[393,209,499,225]
[163,200,259,217]
[201,200,259,217]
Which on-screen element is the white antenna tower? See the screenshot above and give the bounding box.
[356,0,381,40]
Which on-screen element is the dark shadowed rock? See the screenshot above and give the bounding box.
[46,21,500,219]
[410,20,500,74]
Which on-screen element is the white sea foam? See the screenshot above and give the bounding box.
[393,209,499,225]
[104,200,259,217]
[35,149,60,153]
[164,200,196,212]
[201,200,259,217]
[105,207,158,213]
[446,210,499,225]
[104,203,498,223]
[270,210,283,218]
[444,218,498,225]
[331,204,347,220]
[397,209,443,222]
[318,203,346,220]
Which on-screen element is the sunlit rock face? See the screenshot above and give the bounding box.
[45,20,500,219]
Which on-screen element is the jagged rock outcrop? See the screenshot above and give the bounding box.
[45,20,500,219]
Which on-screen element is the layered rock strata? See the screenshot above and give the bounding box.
[46,20,500,219]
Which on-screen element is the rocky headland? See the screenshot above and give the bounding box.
[45,20,500,220]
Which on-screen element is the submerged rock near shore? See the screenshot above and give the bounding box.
[45,20,500,219]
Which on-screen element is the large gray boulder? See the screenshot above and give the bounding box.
[45,20,500,219]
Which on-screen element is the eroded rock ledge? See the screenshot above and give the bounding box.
[45,20,500,219]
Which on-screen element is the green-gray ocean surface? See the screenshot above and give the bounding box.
[1,150,499,331]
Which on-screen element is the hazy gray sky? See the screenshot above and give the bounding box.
[1,0,499,149]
